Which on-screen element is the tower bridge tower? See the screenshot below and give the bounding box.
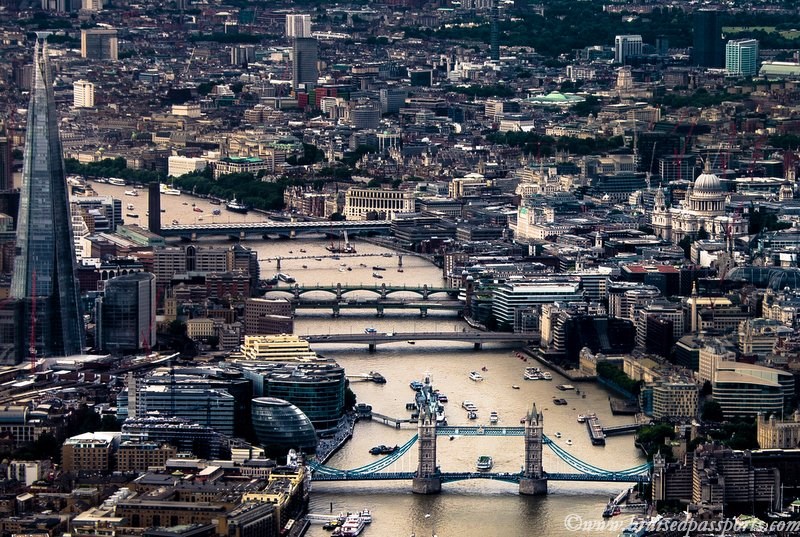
[519,403,548,495]
[412,374,442,494]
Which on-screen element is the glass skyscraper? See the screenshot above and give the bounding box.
[10,33,84,359]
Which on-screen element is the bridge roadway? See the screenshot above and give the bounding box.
[311,471,648,484]
[159,219,392,239]
[294,299,463,316]
[270,283,457,299]
[304,331,537,347]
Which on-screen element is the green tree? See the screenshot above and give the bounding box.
[701,400,724,422]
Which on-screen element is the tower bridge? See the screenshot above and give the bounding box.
[309,377,651,494]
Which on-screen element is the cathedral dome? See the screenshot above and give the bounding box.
[693,171,722,193]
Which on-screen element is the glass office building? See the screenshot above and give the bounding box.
[10,34,84,360]
[252,398,317,454]
[96,272,156,353]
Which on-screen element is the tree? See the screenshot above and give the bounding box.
[701,400,724,422]
[345,387,357,409]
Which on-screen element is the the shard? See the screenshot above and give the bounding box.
[10,33,84,358]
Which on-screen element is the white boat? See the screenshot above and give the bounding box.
[126,203,135,210]
[566,439,573,446]
[359,509,372,524]
[541,372,553,380]
[524,371,542,381]
[108,178,126,186]
[160,184,181,195]
[469,371,484,382]
[555,432,562,438]
[476,455,493,471]
[577,414,587,423]
[124,189,138,196]
[489,411,498,424]
[341,514,366,536]
[461,401,478,412]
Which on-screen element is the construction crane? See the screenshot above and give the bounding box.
[29,271,37,374]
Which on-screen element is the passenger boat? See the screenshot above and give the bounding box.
[359,509,372,524]
[193,207,203,212]
[277,273,295,283]
[555,432,562,438]
[489,411,499,424]
[340,514,366,536]
[209,198,221,205]
[124,189,138,196]
[407,340,415,345]
[108,178,126,186]
[409,380,424,391]
[577,414,587,423]
[372,272,384,279]
[476,456,493,471]
[127,203,135,210]
[369,445,398,455]
[171,219,179,225]
[511,385,520,389]
[437,394,448,403]
[126,212,138,218]
[566,439,573,446]
[226,198,249,213]
[553,398,568,405]
[469,371,484,382]
[541,372,553,380]
[212,209,221,215]
[160,184,181,195]
[365,327,377,334]
[556,384,575,391]
[372,266,386,271]
[467,411,478,420]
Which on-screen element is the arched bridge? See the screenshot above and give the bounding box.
[268,283,458,300]
[303,331,538,350]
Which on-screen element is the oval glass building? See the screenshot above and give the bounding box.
[252,397,317,455]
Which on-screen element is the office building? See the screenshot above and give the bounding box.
[80,28,118,60]
[10,35,84,362]
[343,187,415,220]
[285,14,312,38]
[614,35,643,64]
[244,298,293,335]
[693,9,724,67]
[134,385,235,436]
[251,398,317,454]
[493,279,584,327]
[0,128,11,191]
[292,38,318,89]
[116,441,178,472]
[238,334,317,362]
[81,0,102,11]
[241,361,346,431]
[713,362,794,418]
[95,272,156,354]
[121,416,225,459]
[726,39,759,76]
[73,79,94,108]
[61,432,121,473]
[167,156,207,178]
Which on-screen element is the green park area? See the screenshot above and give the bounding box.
[723,26,800,39]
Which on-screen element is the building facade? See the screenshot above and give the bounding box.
[96,272,156,354]
[725,39,759,76]
[614,35,643,64]
[343,188,415,220]
[80,29,118,60]
[10,35,84,361]
[73,80,94,108]
[292,38,318,89]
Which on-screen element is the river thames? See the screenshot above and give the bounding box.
[87,182,645,537]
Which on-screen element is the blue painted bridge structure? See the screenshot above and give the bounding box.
[310,380,651,495]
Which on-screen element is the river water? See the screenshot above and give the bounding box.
[86,182,644,537]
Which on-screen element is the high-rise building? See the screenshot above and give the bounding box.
[95,272,156,353]
[10,34,84,361]
[292,37,318,89]
[693,9,724,67]
[285,14,312,38]
[614,35,643,64]
[726,39,759,76]
[489,1,499,61]
[73,80,94,108]
[81,0,102,11]
[0,125,11,191]
[80,28,118,60]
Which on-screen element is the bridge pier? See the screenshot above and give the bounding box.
[335,283,342,300]
[413,378,442,495]
[368,343,376,352]
[240,231,246,240]
[276,258,281,270]
[474,342,481,350]
[398,255,403,267]
[419,307,428,318]
[293,284,300,299]
[519,403,548,496]
[376,305,384,317]
[332,304,340,317]
[422,284,429,299]
[380,283,387,299]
